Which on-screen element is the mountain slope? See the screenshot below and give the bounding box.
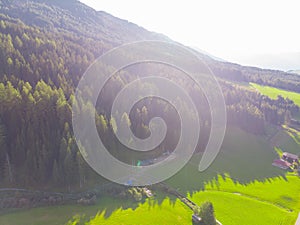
[0,0,299,192]
[0,0,169,44]
[2,0,300,93]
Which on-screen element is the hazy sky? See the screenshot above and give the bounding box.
[80,0,300,70]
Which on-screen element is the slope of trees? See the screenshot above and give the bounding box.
[209,59,300,93]
[0,0,299,190]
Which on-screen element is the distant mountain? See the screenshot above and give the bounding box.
[287,70,300,75]
[235,52,300,71]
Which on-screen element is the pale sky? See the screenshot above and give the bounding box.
[80,0,300,70]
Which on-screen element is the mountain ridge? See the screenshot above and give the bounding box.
[0,0,171,45]
[1,0,300,93]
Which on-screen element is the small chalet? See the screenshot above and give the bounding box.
[272,159,292,170]
[272,152,300,170]
[282,152,299,164]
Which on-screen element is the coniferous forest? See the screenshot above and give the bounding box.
[0,0,299,191]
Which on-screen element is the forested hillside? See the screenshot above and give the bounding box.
[0,0,299,190]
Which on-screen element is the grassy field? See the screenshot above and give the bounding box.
[204,175,300,212]
[0,127,300,225]
[191,191,297,225]
[269,125,300,155]
[85,174,300,225]
[0,193,193,225]
[0,196,136,225]
[1,179,298,225]
[83,197,191,225]
[250,83,300,107]
[166,127,285,191]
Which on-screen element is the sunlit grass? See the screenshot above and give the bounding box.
[2,176,299,225]
[204,175,300,211]
[85,175,300,225]
[0,197,135,225]
[191,191,297,225]
[274,127,300,155]
[283,125,300,145]
[85,198,191,225]
[250,83,300,107]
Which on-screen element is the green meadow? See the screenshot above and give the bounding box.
[1,178,298,225]
[0,127,300,225]
[250,82,300,107]
[191,190,297,225]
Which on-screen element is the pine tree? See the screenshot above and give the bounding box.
[63,148,78,191]
[0,121,6,183]
[77,152,87,189]
[52,159,61,186]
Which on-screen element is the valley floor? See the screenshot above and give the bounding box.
[1,126,300,225]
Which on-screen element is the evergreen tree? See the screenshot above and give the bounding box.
[52,159,61,186]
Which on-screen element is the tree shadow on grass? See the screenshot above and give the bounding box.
[65,190,194,225]
[165,127,288,197]
[68,127,291,224]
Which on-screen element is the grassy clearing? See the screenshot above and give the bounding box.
[0,196,134,225]
[85,184,299,225]
[2,178,299,225]
[204,175,300,212]
[0,193,192,225]
[191,191,296,225]
[195,175,300,225]
[70,174,300,225]
[272,126,300,155]
[85,197,191,225]
[166,127,285,192]
[283,126,300,146]
[250,83,300,107]
[77,173,300,225]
